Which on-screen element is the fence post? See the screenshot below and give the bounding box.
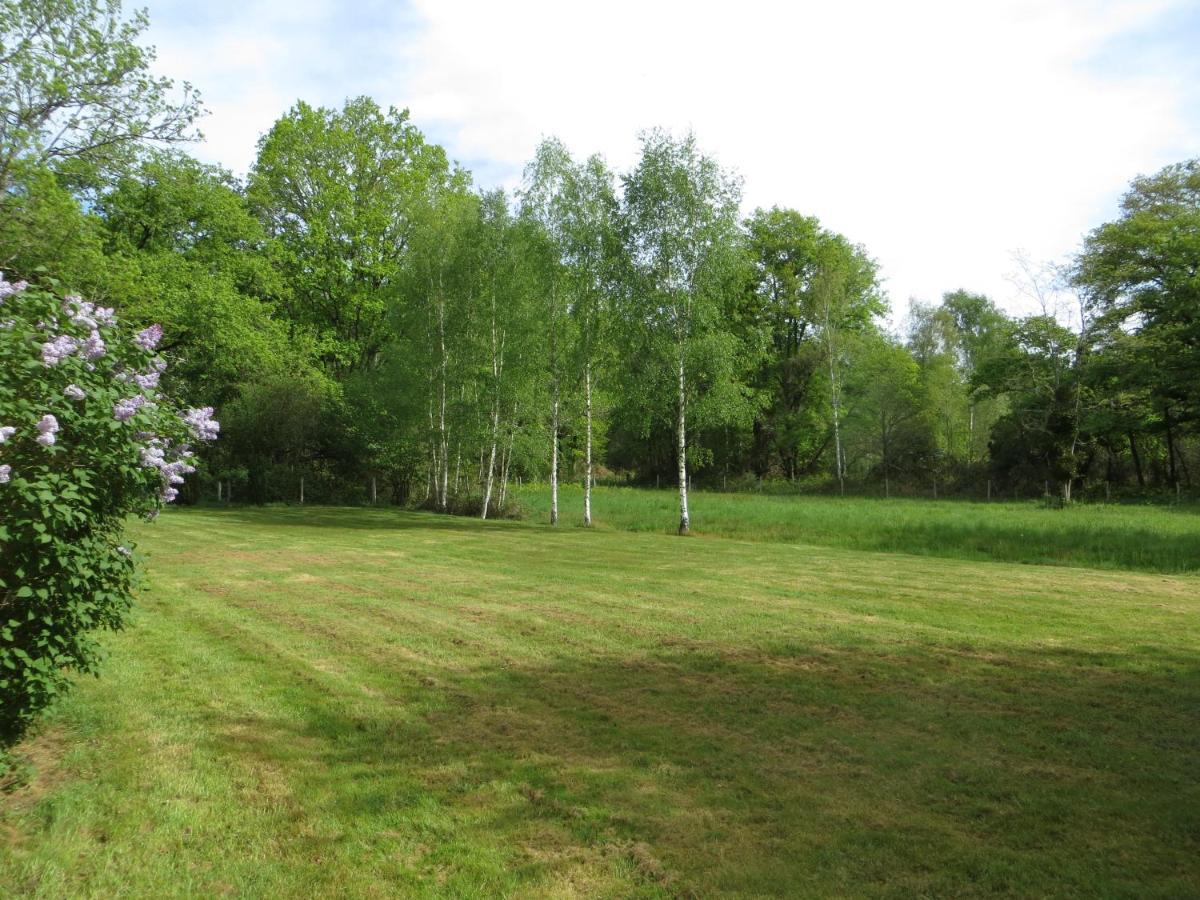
[299,475,304,505]
[371,476,377,505]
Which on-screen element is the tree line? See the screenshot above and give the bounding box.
[3,1,1197,530]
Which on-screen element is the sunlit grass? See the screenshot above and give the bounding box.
[2,506,1197,896]
[518,483,1200,573]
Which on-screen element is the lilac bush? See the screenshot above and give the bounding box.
[0,276,217,748]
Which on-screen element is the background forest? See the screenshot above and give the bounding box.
[3,1,1198,522]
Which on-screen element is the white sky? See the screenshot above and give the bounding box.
[146,0,1200,323]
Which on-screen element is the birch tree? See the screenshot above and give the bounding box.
[519,143,573,525]
[620,130,744,535]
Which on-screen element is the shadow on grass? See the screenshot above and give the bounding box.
[209,639,1200,897]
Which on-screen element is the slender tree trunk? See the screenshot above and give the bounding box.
[1128,431,1145,487]
[550,389,560,525]
[584,363,593,526]
[499,401,517,510]
[482,401,500,519]
[828,350,844,495]
[499,437,514,509]
[677,350,690,535]
[426,385,437,503]
[371,476,377,505]
[482,286,505,520]
[1165,407,1179,488]
[299,475,304,505]
[217,480,223,503]
[438,354,448,511]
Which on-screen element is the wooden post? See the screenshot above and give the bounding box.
[299,476,305,505]
[371,476,377,505]
[217,480,223,503]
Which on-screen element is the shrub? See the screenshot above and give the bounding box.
[0,276,217,750]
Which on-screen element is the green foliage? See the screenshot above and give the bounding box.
[975,315,1089,494]
[0,0,201,192]
[743,206,884,479]
[1074,159,1200,482]
[0,279,206,747]
[248,97,452,374]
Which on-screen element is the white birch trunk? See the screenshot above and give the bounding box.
[482,405,500,519]
[550,390,559,525]
[677,351,690,535]
[583,363,593,527]
[829,349,844,495]
[499,402,516,510]
[437,307,449,511]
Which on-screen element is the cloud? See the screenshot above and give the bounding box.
[147,0,1200,321]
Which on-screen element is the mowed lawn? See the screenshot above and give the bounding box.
[2,506,1199,897]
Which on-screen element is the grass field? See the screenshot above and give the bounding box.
[520,484,1200,573]
[2,501,1199,897]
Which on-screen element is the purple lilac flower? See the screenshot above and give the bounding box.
[41,335,79,366]
[162,459,195,483]
[80,329,106,360]
[160,486,179,503]
[114,395,146,422]
[151,357,167,373]
[93,306,115,325]
[36,414,58,447]
[64,384,86,400]
[183,407,220,441]
[116,545,132,557]
[133,370,160,391]
[0,464,10,483]
[134,324,163,351]
[0,278,28,301]
[65,297,97,330]
[140,442,166,468]
[0,425,14,442]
